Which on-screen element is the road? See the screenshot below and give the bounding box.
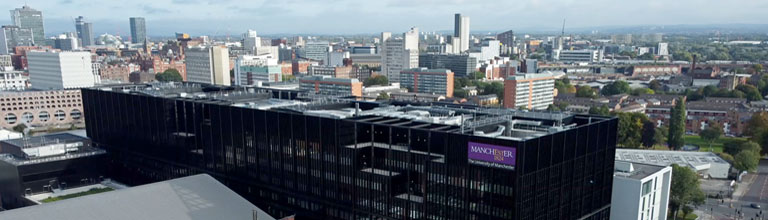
[698,160,768,220]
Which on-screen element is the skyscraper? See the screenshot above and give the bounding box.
[0,25,34,55]
[75,16,94,47]
[129,17,146,44]
[454,13,470,52]
[10,5,44,46]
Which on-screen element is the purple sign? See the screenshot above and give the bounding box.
[467,142,516,169]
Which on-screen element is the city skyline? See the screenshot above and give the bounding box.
[1,0,767,36]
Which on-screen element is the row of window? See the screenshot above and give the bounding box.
[3,109,82,124]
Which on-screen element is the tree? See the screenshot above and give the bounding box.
[669,164,706,220]
[555,79,576,94]
[641,121,656,148]
[12,124,26,134]
[472,71,486,80]
[734,150,759,172]
[282,74,296,81]
[576,86,597,98]
[156,68,183,82]
[600,80,631,96]
[453,89,468,98]
[745,112,768,155]
[637,53,655,60]
[654,126,668,147]
[717,152,734,164]
[616,112,649,148]
[364,75,389,86]
[376,92,390,101]
[736,84,763,101]
[649,80,663,92]
[753,64,764,73]
[668,97,686,150]
[699,123,723,152]
[631,88,655,96]
[588,105,611,116]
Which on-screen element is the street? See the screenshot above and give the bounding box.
[698,160,768,220]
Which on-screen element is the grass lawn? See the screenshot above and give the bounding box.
[41,187,114,203]
[675,212,698,220]
[683,135,747,153]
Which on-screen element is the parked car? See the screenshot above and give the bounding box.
[751,203,761,209]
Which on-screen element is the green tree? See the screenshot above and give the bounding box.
[12,124,27,133]
[576,86,597,98]
[364,75,389,86]
[600,80,631,96]
[717,152,735,164]
[649,80,663,92]
[631,88,655,96]
[641,121,656,148]
[282,74,296,81]
[668,97,686,150]
[655,126,668,147]
[699,123,723,152]
[753,64,764,73]
[616,113,649,148]
[376,92,390,101]
[736,84,763,101]
[453,89,468,98]
[734,150,759,172]
[746,112,768,155]
[669,164,706,220]
[637,53,655,60]
[588,105,611,116]
[472,71,486,80]
[156,68,183,82]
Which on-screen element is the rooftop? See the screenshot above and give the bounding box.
[614,161,667,180]
[615,149,731,178]
[88,82,613,141]
[0,174,276,220]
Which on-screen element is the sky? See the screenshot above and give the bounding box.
[1,0,767,37]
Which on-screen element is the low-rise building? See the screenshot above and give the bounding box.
[389,92,445,103]
[610,162,672,220]
[503,71,561,110]
[418,53,477,77]
[0,90,84,129]
[0,69,27,91]
[616,149,731,179]
[299,75,362,97]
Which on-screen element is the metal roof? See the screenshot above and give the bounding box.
[615,149,731,179]
[0,174,276,220]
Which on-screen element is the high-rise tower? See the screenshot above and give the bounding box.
[453,13,470,52]
[10,5,44,46]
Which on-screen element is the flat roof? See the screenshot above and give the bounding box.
[0,174,276,220]
[615,149,731,178]
[614,162,667,180]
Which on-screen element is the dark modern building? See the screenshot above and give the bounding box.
[74,16,93,47]
[82,82,617,220]
[418,53,477,77]
[0,133,107,209]
[129,17,146,44]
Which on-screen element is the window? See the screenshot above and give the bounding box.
[642,180,653,195]
[70,109,82,120]
[21,112,33,123]
[55,110,66,121]
[38,111,50,122]
[4,113,16,124]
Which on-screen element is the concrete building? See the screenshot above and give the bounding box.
[10,5,44,46]
[302,41,331,64]
[611,162,672,220]
[349,53,381,67]
[234,54,281,85]
[399,67,454,97]
[418,53,477,77]
[186,46,231,86]
[136,56,187,80]
[0,55,12,68]
[657,43,669,56]
[380,28,419,83]
[0,70,27,91]
[556,49,603,63]
[454,13,470,52]
[469,39,500,62]
[75,16,94,47]
[616,149,731,179]
[299,75,362,97]
[497,30,515,55]
[0,25,34,55]
[129,17,146,44]
[327,51,350,67]
[27,50,94,89]
[0,89,84,129]
[612,34,632,44]
[53,33,79,51]
[503,71,560,110]
[0,129,22,140]
[242,30,261,54]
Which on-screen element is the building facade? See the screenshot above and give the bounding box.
[399,68,454,97]
[418,53,477,77]
[235,54,281,85]
[454,13,470,52]
[186,46,230,86]
[0,26,35,55]
[610,162,671,220]
[129,17,146,44]
[10,6,44,46]
[27,50,95,89]
[0,89,84,129]
[503,72,559,110]
[380,28,419,83]
[299,75,363,97]
[82,83,617,220]
[302,41,331,64]
[0,70,28,91]
[75,16,94,47]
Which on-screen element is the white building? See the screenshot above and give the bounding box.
[0,129,23,140]
[657,43,669,56]
[327,51,350,67]
[556,49,603,63]
[27,50,94,89]
[234,54,280,85]
[380,27,419,83]
[611,162,672,220]
[469,39,500,63]
[454,13,470,52]
[302,41,331,64]
[503,71,561,110]
[616,149,731,179]
[0,69,27,91]
[242,30,261,53]
[186,46,230,86]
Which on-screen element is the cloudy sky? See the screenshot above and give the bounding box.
[1,0,767,37]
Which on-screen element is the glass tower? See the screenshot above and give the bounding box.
[129,17,146,44]
[10,5,45,46]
